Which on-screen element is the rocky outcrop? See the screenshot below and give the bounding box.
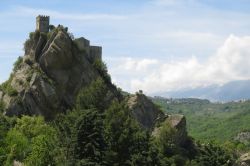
[239,153,250,166]
[152,114,188,146]
[0,26,121,119]
[235,132,250,144]
[127,92,165,129]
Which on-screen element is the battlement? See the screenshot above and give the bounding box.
[74,37,102,63]
[36,15,50,33]
[37,15,50,21]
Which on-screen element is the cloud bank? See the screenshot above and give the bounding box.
[109,35,250,94]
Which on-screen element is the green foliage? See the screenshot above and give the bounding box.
[76,78,109,111]
[14,116,55,139]
[0,101,5,112]
[23,31,40,54]
[154,121,179,157]
[0,77,241,166]
[0,74,18,96]
[193,142,235,166]
[153,98,250,147]
[4,129,30,162]
[53,109,106,165]
[25,134,57,166]
[75,109,105,164]
[93,59,111,83]
[13,56,23,72]
[104,101,151,165]
[0,116,61,165]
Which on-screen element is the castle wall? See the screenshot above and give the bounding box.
[90,46,102,63]
[74,37,102,64]
[36,16,50,33]
[74,37,90,54]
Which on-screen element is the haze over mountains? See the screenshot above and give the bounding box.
[155,80,250,102]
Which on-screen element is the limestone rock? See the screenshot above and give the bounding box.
[13,160,24,166]
[235,132,250,144]
[166,114,187,145]
[127,93,165,129]
[2,26,121,119]
[152,114,188,146]
[239,153,250,166]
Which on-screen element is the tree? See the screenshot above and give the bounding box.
[53,109,106,165]
[104,101,150,165]
[4,129,29,163]
[193,142,235,166]
[76,78,109,111]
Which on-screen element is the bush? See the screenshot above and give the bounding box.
[23,31,40,54]
[93,59,111,83]
[0,101,5,112]
[4,129,30,162]
[0,74,18,97]
[193,142,236,166]
[76,77,109,111]
[13,56,23,72]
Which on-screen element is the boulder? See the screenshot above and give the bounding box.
[239,153,250,166]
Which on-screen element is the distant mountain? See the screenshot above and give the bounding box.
[156,80,250,102]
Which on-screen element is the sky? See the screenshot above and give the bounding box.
[1,0,250,95]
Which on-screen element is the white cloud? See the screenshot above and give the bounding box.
[109,35,250,94]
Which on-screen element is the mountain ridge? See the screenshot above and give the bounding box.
[155,80,250,102]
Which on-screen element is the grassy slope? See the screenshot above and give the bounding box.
[153,98,250,142]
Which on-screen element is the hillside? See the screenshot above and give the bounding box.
[153,97,250,146]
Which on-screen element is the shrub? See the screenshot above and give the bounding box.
[76,77,109,111]
[23,31,40,54]
[193,142,236,166]
[13,56,23,72]
[0,74,18,97]
[0,101,5,112]
[93,59,111,83]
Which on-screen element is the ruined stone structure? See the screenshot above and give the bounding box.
[36,15,50,33]
[74,37,102,63]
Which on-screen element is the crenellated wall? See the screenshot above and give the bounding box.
[36,15,50,33]
[74,37,102,63]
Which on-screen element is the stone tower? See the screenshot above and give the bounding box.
[36,15,50,33]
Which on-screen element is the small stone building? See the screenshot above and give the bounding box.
[36,15,50,33]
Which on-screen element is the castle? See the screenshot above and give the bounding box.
[36,15,50,33]
[35,15,102,62]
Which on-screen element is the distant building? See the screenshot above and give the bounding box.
[36,15,50,33]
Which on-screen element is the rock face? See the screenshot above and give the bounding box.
[235,132,250,144]
[0,26,121,119]
[165,114,187,145]
[152,114,188,146]
[239,153,250,166]
[127,93,165,129]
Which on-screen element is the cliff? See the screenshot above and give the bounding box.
[0,24,188,140]
[0,26,121,119]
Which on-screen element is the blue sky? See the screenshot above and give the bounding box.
[1,0,250,94]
